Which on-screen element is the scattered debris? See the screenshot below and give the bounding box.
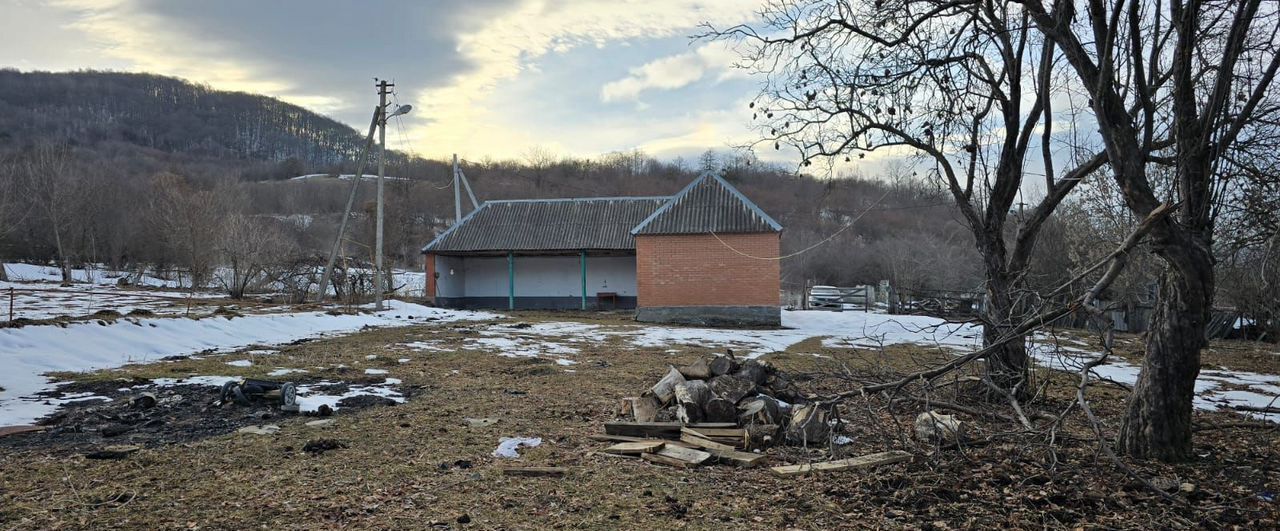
[769,450,912,476]
[302,438,346,455]
[464,417,499,428]
[305,419,336,428]
[493,436,542,458]
[237,424,281,435]
[218,379,299,412]
[914,411,963,444]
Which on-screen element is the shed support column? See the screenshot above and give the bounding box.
[580,250,587,310]
[507,252,514,310]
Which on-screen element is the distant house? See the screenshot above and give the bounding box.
[421,174,783,326]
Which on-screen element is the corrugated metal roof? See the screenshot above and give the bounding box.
[631,174,783,235]
[423,196,670,253]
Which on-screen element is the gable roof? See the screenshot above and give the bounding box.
[422,196,669,253]
[630,174,782,235]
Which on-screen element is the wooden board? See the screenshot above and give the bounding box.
[589,434,697,449]
[501,467,568,477]
[641,446,712,469]
[604,422,737,438]
[705,447,767,468]
[682,427,748,448]
[679,429,736,452]
[603,440,665,455]
[769,450,912,476]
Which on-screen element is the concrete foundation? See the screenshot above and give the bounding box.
[635,306,781,327]
[437,296,637,311]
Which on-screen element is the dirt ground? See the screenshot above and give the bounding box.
[1,312,1277,530]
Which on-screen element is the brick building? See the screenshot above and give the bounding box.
[421,174,782,326]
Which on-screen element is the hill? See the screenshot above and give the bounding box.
[0,69,385,173]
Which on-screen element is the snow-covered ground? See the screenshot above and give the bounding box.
[0,301,495,425]
[1,263,431,320]
[3,304,1276,426]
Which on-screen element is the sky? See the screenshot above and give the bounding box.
[0,0,786,165]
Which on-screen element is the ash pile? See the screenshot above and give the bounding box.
[595,352,837,469]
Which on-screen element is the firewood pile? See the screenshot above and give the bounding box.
[592,351,839,470]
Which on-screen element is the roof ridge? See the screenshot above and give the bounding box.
[484,195,671,204]
[629,173,781,235]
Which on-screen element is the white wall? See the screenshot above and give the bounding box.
[462,256,510,297]
[438,254,636,298]
[434,255,467,298]
[585,256,636,296]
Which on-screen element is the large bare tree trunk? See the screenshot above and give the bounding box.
[983,269,1034,399]
[0,262,7,282]
[1117,222,1215,460]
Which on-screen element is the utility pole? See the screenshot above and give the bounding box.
[316,107,379,302]
[373,79,392,311]
[453,153,462,223]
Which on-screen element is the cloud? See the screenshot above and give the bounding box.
[600,43,743,102]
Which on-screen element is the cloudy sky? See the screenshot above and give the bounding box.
[1,0,782,164]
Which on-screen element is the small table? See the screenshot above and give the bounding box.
[596,292,618,310]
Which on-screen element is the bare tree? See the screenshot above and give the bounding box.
[0,159,29,282]
[707,0,1106,397]
[1022,0,1280,460]
[217,214,295,299]
[150,174,232,290]
[18,143,84,286]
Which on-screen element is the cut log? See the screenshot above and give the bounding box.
[648,366,686,405]
[709,375,756,404]
[735,359,767,385]
[709,355,738,377]
[604,421,735,438]
[501,467,568,477]
[785,404,830,445]
[674,380,712,424]
[769,450,912,476]
[677,358,712,380]
[705,447,766,467]
[703,397,737,423]
[620,396,660,422]
[603,440,665,455]
[679,429,736,452]
[0,425,47,438]
[746,424,781,449]
[641,446,712,468]
[738,395,782,425]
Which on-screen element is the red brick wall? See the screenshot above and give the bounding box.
[635,233,780,308]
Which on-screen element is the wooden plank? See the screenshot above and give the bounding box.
[641,446,712,469]
[682,427,747,448]
[705,447,766,468]
[603,440,665,455]
[769,450,912,476]
[589,434,697,449]
[603,422,737,438]
[501,467,568,477]
[679,429,736,452]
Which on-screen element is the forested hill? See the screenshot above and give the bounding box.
[0,69,374,169]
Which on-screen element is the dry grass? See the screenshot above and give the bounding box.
[1,312,1277,529]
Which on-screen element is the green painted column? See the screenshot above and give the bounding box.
[507,252,514,310]
[580,250,587,310]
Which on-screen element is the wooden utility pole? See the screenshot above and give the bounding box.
[452,154,462,223]
[373,79,392,311]
[316,107,380,302]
